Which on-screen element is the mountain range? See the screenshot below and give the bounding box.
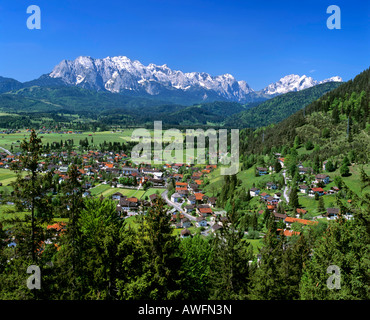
[0,55,342,105]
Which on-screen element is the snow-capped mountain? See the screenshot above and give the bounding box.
[260,74,343,96]
[49,56,254,102]
[47,55,342,102]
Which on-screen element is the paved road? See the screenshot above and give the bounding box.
[282,170,290,203]
[0,146,12,155]
[161,190,197,221]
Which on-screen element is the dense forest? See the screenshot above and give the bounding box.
[239,67,370,165]
[225,82,341,128]
[0,80,342,130]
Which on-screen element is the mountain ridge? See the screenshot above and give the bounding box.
[0,55,342,105]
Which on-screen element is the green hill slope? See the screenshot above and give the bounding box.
[225,82,342,128]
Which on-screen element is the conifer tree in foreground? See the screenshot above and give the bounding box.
[209,205,253,299]
[118,198,183,299]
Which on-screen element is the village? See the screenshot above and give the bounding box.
[0,143,352,243]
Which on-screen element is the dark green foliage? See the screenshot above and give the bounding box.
[340,164,350,177]
[225,82,341,128]
[289,185,299,209]
[208,208,253,299]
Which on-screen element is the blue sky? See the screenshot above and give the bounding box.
[0,0,369,89]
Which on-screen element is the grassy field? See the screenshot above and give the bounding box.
[326,163,370,195]
[0,168,18,185]
[0,204,28,228]
[100,187,145,199]
[204,166,284,198]
[141,188,165,200]
[90,184,163,200]
[124,215,202,237]
[243,238,263,255]
[0,168,25,194]
[0,129,136,151]
[298,194,337,216]
[89,184,112,196]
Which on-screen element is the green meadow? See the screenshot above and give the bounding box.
[0,129,136,152]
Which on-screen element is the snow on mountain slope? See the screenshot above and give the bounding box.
[49,56,255,101]
[48,55,342,102]
[260,74,343,96]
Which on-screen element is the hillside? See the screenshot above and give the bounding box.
[0,81,340,129]
[0,86,168,114]
[225,81,342,128]
[239,67,370,175]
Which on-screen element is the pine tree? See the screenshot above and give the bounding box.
[9,129,53,263]
[278,234,310,300]
[179,235,213,299]
[249,215,285,299]
[289,185,299,210]
[300,212,369,299]
[209,205,253,299]
[317,196,325,213]
[53,163,85,299]
[122,198,183,299]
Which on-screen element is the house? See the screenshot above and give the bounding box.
[181,228,192,238]
[188,183,200,193]
[112,192,123,201]
[195,217,207,227]
[259,192,270,202]
[250,187,260,197]
[266,196,279,205]
[274,212,287,222]
[256,167,268,176]
[277,157,285,168]
[197,206,213,217]
[315,174,330,185]
[141,168,163,179]
[322,160,328,171]
[277,229,300,237]
[274,192,282,199]
[122,167,139,176]
[266,182,277,190]
[176,188,189,197]
[181,218,192,228]
[171,192,182,203]
[325,208,340,220]
[118,196,139,211]
[194,193,205,203]
[172,173,183,181]
[309,187,325,197]
[296,208,308,216]
[299,185,309,194]
[184,205,195,214]
[176,182,188,188]
[298,167,312,175]
[187,195,196,205]
[211,224,223,233]
[207,197,217,208]
[284,216,318,228]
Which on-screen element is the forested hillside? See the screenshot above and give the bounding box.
[239,67,370,163]
[225,82,342,128]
